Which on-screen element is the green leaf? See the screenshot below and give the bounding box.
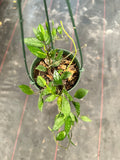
[44,31,50,44]
[70,112,75,122]
[37,76,46,87]
[52,61,61,67]
[45,21,49,31]
[48,82,53,87]
[50,50,63,67]
[57,26,62,34]
[56,131,66,141]
[19,85,34,95]
[53,70,62,86]
[27,45,47,58]
[63,89,73,101]
[42,83,56,96]
[50,49,56,60]
[61,96,71,117]
[58,69,63,74]
[72,101,80,116]
[52,28,57,38]
[36,65,47,72]
[36,32,44,42]
[47,82,56,93]
[53,116,65,131]
[57,96,62,111]
[80,116,92,122]
[65,116,72,135]
[55,50,63,61]
[33,28,38,37]
[74,88,88,99]
[52,50,63,67]
[51,86,56,94]
[33,28,44,41]
[55,112,64,121]
[38,93,44,111]
[24,38,44,47]
[38,24,45,35]
[61,71,72,80]
[45,94,57,102]
[42,87,51,96]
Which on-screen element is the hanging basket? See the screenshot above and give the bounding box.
[17,0,91,146]
[30,49,81,92]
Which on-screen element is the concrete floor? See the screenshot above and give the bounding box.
[0,0,120,159]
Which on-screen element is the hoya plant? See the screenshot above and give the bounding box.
[19,21,91,146]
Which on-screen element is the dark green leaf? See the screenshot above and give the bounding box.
[74,88,88,99]
[27,45,47,58]
[57,26,63,34]
[72,101,80,116]
[24,38,44,47]
[63,89,73,101]
[37,76,46,87]
[68,134,76,146]
[53,70,62,86]
[61,96,71,117]
[65,116,72,135]
[56,131,66,141]
[80,116,91,122]
[53,116,65,131]
[45,94,57,102]
[36,65,47,72]
[61,71,72,80]
[38,93,44,111]
[45,21,49,31]
[74,115,78,123]
[57,96,62,111]
[19,85,34,95]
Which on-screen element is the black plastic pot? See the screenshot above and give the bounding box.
[30,49,81,92]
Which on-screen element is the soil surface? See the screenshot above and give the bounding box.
[33,56,79,91]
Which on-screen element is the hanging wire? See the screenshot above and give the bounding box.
[17,0,83,83]
[43,0,54,49]
[65,0,83,70]
[17,0,33,82]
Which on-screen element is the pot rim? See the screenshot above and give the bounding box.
[30,48,81,92]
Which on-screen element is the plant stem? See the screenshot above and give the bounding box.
[47,52,51,66]
[48,50,74,68]
[60,21,77,70]
[48,43,87,68]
